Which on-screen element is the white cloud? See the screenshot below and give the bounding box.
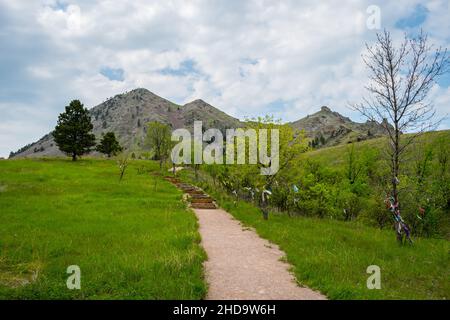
[37,4,89,37]
[27,66,54,79]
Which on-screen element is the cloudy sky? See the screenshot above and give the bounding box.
[0,0,449,157]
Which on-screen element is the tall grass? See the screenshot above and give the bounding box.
[0,159,206,299]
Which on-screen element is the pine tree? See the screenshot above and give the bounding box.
[53,100,96,161]
[96,132,123,157]
[319,134,326,146]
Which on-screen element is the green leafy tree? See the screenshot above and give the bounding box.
[212,116,308,218]
[145,121,172,168]
[244,116,308,190]
[96,132,123,157]
[53,100,96,161]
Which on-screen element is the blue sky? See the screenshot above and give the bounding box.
[100,67,125,82]
[0,0,449,158]
[395,4,429,29]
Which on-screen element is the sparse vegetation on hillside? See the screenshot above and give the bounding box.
[9,89,389,159]
[10,89,244,159]
[291,106,390,148]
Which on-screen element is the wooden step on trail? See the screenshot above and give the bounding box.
[191,198,214,204]
[164,177,217,209]
[191,202,217,209]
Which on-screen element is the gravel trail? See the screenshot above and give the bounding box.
[193,208,326,300]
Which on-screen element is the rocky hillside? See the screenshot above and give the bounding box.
[9,88,242,158]
[9,90,390,158]
[290,106,390,147]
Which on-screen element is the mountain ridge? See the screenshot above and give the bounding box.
[290,105,390,147]
[9,88,389,158]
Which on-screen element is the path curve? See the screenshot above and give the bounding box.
[194,208,326,300]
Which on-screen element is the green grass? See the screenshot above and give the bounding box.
[303,130,450,167]
[213,193,449,299]
[178,130,449,299]
[2,152,448,300]
[0,159,206,299]
[180,165,449,300]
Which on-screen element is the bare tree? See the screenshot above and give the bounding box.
[116,152,130,182]
[353,30,449,238]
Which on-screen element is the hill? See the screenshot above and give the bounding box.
[290,106,391,147]
[9,89,242,158]
[9,89,389,158]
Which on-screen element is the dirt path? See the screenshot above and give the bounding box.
[193,208,326,300]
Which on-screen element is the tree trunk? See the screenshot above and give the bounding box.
[392,116,401,243]
[72,153,77,161]
[392,121,400,204]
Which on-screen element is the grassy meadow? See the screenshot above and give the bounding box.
[302,130,450,167]
[0,159,206,299]
[0,130,448,300]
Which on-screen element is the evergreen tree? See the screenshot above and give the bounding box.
[319,134,326,146]
[53,100,96,161]
[96,132,123,157]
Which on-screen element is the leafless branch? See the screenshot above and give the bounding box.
[352,29,449,211]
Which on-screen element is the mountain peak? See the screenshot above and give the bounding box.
[10,89,241,158]
[127,87,160,98]
[290,106,390,147]
[186,98,208,105]
[10,91,389,158]
[130,87,150,93]
[114,88,167,100]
